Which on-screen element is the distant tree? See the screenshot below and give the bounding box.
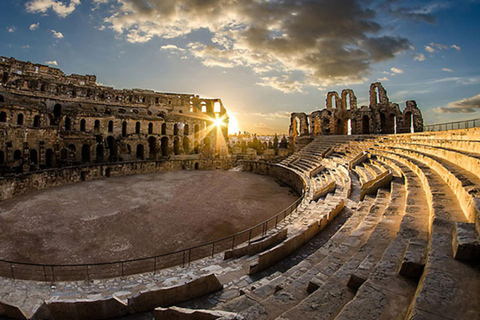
[280,135,288,149]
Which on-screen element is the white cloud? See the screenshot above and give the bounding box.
[256,76,304,94]
[391,67,404,74]
[414,53,426,61]
[51,30,64,38]
[425,45,436,53]
[29,22,40,31]
[442,68,454,72]
[7,26,16,33]
[451,44,461,51]
[160,45,185,52]
[25,0,81,18]
[45,60,58,66]
[377,76,389,82]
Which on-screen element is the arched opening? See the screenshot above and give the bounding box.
[65,117,71,130]
[194,124,199,139]
[375,86,380,104]
[94,120,100,131]
[2,72,8,84]
[0,112,6,122]
[67,144,76,160]
[173,138,180,155]
[60,148,68,160]
[33,115,40,127]
[17,113,24,125]
[161,137,169,156]
[82,144,90,163]
[108,120,113,133]
[96,144,104,162]
[105,168,111,178]
[388,114,396,134]
[347,119,352,135]
[194,141,200,154]
[122,121,127,137]
[174,123,179,136]
[54,104,62,118]
[148,136,157,160]
[136,144,144,160]
[345,93,351,110]
[148,122,153,134]
[362,115,370,134]
[107,136,117,161]
[80,119,86,131]
[336,119,345,135]
[184,124,189,135]
[45,149,54,167]
[0,150,5,165]
[203,137,211,154]
[183,137,190,154]
[0,95,4,103]
[135,122,141,134]
[194,162,199,170]
[161,123,167,135]
[13,150,22,161]
[30,149,38,165]
[404,112,412,133]
[380,113,386,133]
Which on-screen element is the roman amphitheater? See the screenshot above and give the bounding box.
[0,57,478,320]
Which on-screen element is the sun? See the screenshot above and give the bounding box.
[226,110,240,134]
[213,116,224,128]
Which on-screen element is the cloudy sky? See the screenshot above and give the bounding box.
[1,0,480,134]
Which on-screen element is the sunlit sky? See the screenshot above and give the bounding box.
[1,0,480,134]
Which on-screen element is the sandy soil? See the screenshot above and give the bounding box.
[0,171,298,264]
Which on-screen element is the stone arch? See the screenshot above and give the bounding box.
[122,121,127,137]
[108,120,113,133]
[0,94,4,103]
[136,144,144,160]
[0,112,6,122]
[30,149,38,165]
[148,122,153,134]
[17,113,24,125]
[362,115,370,134]
[194,124,199,139]
[184,124,189,135]
[183,137,190,154]
[81,144,90,162]
[369,82,388,108]
[161,137,169,156]
[341,89,357,110]
[96,144,104,162]
[135,121,141,134]
[174,123,179,136]
[94,120,101,131]
[45,149,54,167]
[80,119,86,131]
[289,113,309,138]
[53,104,62,118]
[65,117,71,130]
[204,137,211,154]
[13,150,22,161]
[148,136,157,160]
[107,136,117,161]
[33,115,41,127]
[0,150,4,165]
[326,92,341,110]
[174,137,180,155]
[194,140,200,154]
[161,123,167,135]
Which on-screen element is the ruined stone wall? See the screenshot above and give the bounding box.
[289,82,423,139]
[0,56,229,174]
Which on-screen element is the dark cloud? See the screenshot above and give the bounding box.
[99,0,424,90]
[436,93,480,113]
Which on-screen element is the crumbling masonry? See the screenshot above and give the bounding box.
[289,82,423,141]
[0,57,229,173]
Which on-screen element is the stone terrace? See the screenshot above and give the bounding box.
[0,130,479,320]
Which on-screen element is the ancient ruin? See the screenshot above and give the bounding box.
[289,82,423,145]
[0,56,229,176]
[0,57,479,320]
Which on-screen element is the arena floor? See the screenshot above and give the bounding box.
[0,171,298,265]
